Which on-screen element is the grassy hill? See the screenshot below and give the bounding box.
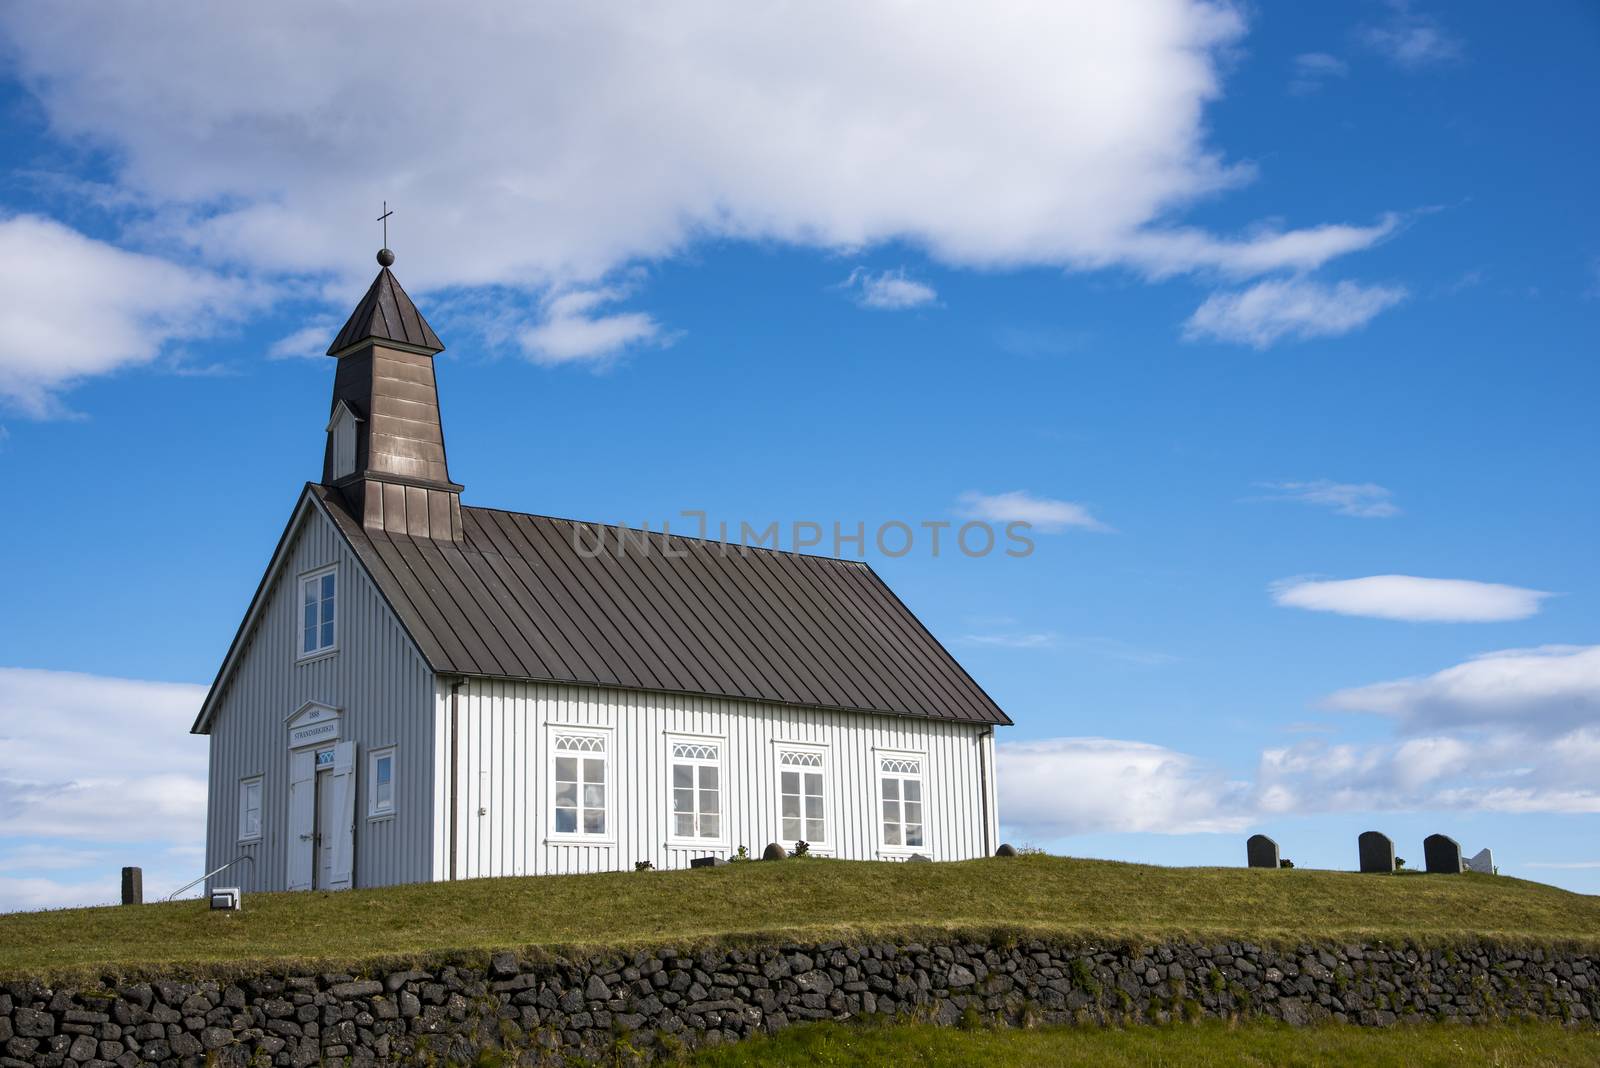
[2,855,1597,981]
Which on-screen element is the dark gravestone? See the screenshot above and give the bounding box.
[1246,834,1280,869]
[121,866,143,905]
[761,842,787,861]
[1424,834,1463,874]
[1358,831,1395,873]
[994,843,1018,857]
[689,856,726,869]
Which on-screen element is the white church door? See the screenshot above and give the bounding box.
[287,748,316,891]
[314,741,356,890]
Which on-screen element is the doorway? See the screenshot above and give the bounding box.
[287,736,354,892]
[314,750,338,889]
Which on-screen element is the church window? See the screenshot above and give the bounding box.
[298,567,337,657]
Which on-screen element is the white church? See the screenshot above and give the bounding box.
[193,249,1010,893]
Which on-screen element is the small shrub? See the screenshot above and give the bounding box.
[1395,857,1407,870]
[729,845,750,863]
[1070,957,1101,997]
[1279,858,1295,869]
[1206,967,1225,995]
[958,1004,982,1030]
[634,860,654,872]
[792,840,811,858]
[1181,997,1203,1023]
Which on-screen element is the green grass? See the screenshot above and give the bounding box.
[2,855,1596,981]
[688,1020,1600,1067]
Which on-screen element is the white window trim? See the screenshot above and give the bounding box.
[238,776,263,844]
[874,748,929,856]
[665,732,729,848]
[772,740,832,850]
[295,565,339,661]
[545,723,615,844]
[367,745,397,820]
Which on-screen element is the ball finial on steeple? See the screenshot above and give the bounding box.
[377,247,395,267]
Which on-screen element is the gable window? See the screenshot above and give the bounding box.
[298,567,337,657]
[329,403,359,480]
[238,777,263,842]
[778,749,826,844]
[368,746,396,819]
[879,755,925,850]
[552,733,608,838]
[668,740,722,842]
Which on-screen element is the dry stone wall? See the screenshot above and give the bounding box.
[2,938,1596,1066]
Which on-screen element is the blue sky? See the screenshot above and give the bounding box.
[0,2,1597,909]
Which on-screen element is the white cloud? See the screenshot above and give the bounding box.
[959,490,1111,533]
[998,644,1600,843]
[1360,3,1463,69]
[268,316,338,360]
[1257,728,1600,817]
[0,667,207,910]
[0,4,1395,290]
[1185,277,1407,348]
[1272,575,1552,623]
[1526,861,1600,870]
[518,287,665,366]
[1290,52,1349,94]
[1255,479,1399,518]
[841,268,938,311]
[1323,644,1600,734]
[0,667,208,840]
[961,632,1057,650]
[998,738,1254,836]
[0,215,251,416]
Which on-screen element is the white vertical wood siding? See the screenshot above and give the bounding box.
[435,680,998,878]
[202,501,436,894]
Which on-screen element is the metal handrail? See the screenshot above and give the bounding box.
[166,854,256,901]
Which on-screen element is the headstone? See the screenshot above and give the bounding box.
[120,866,142,905]
[1464,847,1495,874]
[762,842,787,861]
[689,856,727,869]
[1358,831,1395,873]
[1424,834,1463,874]
[1246,834,1280,869]
[994,843,1018,857]
[905,853,932,863]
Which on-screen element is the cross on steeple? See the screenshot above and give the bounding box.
[377,201,394,247]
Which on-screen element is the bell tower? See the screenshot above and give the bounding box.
[321,247,463,540]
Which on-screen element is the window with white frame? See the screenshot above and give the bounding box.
[778,749,826,844]
[669,741,722,841]
[879,755,925,849]
[552,734,608,836]
[238,777,262,841]
[298,568,337,657]
[368,746,396,818]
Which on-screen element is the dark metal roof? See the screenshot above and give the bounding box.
[326,268,444,355]
[311,485,1010,726]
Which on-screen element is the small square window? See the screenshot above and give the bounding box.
[238,777,263,842]
[368,747,396,818]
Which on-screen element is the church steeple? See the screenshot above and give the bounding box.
[321,248,463,540]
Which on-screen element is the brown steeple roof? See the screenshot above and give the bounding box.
[326,267,444,356]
